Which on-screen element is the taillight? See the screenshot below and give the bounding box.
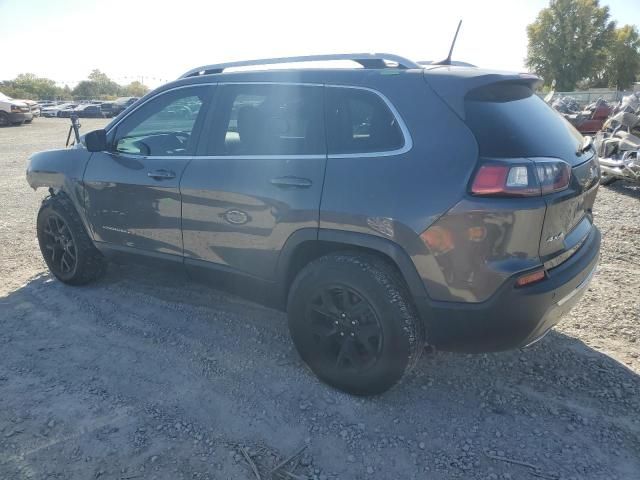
[470,160,570,197]
[535,160,571,194]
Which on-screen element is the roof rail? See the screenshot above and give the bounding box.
[179,53,421,79]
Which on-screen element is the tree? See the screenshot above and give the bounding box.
[603,25,640,90]
[88,69,112,84]
[0,73,65,100]
[71,80,100,100]
[1,70,149,100]
[526,0,615,90]
[123,81,149,97]
[62,85,73,100]
[73,69,122,99]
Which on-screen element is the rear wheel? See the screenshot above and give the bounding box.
[287,253,423,395]
[37,194,107,285]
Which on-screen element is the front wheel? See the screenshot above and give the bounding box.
[37,194,107,285]
[287,253,423,395]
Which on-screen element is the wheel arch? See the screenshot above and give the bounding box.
[276,228,429,309]
[28,149,94,237]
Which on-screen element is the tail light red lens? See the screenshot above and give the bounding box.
[470,165,509,195]
[470,160,571,197]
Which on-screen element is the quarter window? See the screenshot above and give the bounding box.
[112,86,210,156]
[325,87,404,155]
[208,84,325,156]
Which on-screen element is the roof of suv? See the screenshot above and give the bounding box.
[174,53,537,85]
[114,54,541,125]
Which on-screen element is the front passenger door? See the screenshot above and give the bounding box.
[83,85,214,258]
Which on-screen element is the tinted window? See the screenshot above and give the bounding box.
[209,84,325,156]
[113,86,209,156]
[465,82,584,161]
[325,87,404,154]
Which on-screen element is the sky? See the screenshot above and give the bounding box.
[1,0,639,89]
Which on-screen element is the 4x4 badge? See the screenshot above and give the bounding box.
[546,232,565,243]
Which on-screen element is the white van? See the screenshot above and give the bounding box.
[0,92,34,126]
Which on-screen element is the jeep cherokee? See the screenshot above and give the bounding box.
[26,53,601,395]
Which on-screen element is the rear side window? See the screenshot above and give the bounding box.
[208,84,325,156]
[465,82,583,160]
[325,87,404,155]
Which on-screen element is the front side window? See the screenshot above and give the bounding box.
[325,87,404,155]
[208,84,325,156]
[112,86,210,156]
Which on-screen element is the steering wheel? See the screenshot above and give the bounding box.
[174,131,190,144]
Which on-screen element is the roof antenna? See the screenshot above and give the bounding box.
[433,20,462,66]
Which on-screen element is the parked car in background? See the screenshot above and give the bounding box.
[41,103,77,118]
[26,53,601,395]
[99,101,116,117]
[21,99,41,119]
[0,92,33,126]
[73,104,105,118]
[110,97,139,116]
[58,104,85,118]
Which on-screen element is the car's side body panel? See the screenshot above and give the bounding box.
[318,71,481,302]
[83,152,190,257]
[26,147,93,234]
[181,156,326,280]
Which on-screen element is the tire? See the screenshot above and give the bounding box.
[599,172,618,186]
[287,253,423,395]
[37,194,107,285]
[0,111,9,127]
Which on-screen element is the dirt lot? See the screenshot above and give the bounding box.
[1,118,639,480]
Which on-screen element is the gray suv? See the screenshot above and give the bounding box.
[26,54,601,395]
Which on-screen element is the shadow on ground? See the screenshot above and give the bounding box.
[603,180,640,200]
[1,266,639,480]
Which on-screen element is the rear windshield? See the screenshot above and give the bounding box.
[465,83,584,161]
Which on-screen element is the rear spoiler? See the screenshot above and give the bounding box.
[423,67,541,119]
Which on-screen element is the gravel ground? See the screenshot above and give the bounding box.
[1,119,639,480]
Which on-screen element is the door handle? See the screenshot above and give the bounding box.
[270,176,313,188]
[147,169,176,180]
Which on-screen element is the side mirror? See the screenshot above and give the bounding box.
[84,129,107,152]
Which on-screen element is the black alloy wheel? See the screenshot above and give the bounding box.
[40,212,78,278]
[306,285,384,373]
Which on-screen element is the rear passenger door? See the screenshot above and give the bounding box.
[180,83,326,281]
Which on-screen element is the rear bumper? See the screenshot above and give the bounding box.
[417,226,600,353]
